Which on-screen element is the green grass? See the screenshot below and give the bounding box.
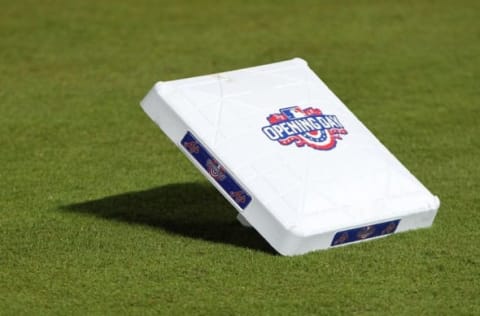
[1,0,479,314]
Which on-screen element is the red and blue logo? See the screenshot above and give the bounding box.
[262,106,348,151]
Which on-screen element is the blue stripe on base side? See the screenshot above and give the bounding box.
[181,132,252,210]
[331,219,400,246]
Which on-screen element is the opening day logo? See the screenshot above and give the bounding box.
[262,106,348,151]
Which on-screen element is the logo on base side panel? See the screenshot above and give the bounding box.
[262,106,348,151]
[330,220,400,247]
[181,132,252,210]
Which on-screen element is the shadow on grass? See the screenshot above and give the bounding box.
[64,182,275,254]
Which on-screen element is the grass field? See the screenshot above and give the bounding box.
[1,0,479,314]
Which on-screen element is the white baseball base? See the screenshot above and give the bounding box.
[140,58,440,255]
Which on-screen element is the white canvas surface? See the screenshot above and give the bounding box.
[140,58,440,255]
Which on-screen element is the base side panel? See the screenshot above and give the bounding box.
[249,207,439,256]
